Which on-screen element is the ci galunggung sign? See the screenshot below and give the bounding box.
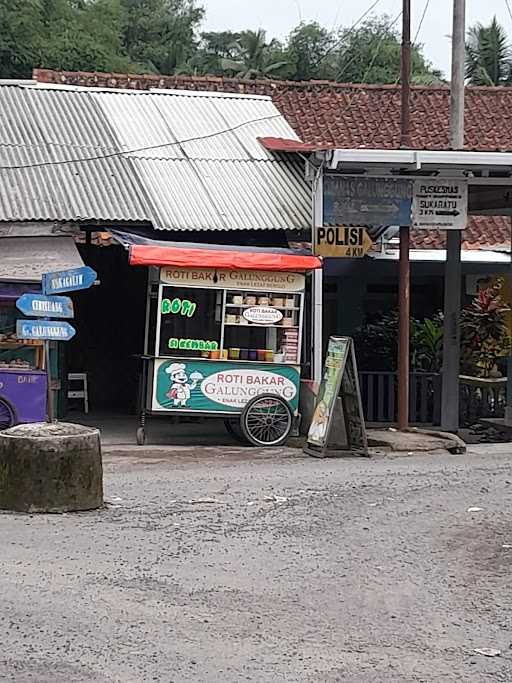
[322,175,468,231]
[16,319,76,341]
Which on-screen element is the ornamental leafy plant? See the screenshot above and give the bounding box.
[460,279,511,378]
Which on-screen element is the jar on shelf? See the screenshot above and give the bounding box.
[257,296,269,305]
[245,295,257,306]
[271,297,284,307]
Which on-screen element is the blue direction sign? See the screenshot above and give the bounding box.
[16,293,74,319]
[42,266,97,295]
[323,176,413,227]
[16,319,76,342]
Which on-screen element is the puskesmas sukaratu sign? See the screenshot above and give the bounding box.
[152,360,300,413]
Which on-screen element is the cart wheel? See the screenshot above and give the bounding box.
[0,398,15,431]
[136,427,146,446]
[240,394,293,447]
[224,418,248,444]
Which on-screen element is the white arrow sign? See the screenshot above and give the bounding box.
[411,179,468,230]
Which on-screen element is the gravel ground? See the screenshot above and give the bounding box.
[1,445,512,682]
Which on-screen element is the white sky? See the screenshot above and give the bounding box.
[201,0,512,77]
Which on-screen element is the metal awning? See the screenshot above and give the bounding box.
[129,243,321,272]
[0,236,84,282]
[328,148,512,172]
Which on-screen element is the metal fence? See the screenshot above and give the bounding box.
[359,372,441,424]
[459,375,506,426]
[359,371,507,425]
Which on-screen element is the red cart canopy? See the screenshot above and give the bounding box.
[129,244,321,272]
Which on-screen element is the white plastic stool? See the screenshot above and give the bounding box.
[68,373,89,414]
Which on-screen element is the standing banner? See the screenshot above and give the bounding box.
[304,336,368,457]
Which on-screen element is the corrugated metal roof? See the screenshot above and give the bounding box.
[0,236,84,282]
[93,88,308,231]
[0,86,151,223]
[0,84,310,232]
[132,157,310,231]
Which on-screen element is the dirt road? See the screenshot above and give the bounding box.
[1,445,511,682]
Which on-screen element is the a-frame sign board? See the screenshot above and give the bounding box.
[304,336,369,458]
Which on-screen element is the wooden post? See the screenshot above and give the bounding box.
[397,0,411,430]
[441,0,466,432]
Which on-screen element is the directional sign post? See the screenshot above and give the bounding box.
[15,265,94,423]
[315,226,373,258]
[42,266,97,295]
[411,179,468,230]
[16,293,74,319]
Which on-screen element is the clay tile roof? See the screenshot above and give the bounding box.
[32,70,512,250]
[411,216,511,251]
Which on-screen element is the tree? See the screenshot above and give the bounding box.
[333,17,442,85]
[188,30,242,75]
[285,22,335,81]
[0,0,44,78]
[466,17,512,86]
[120,0,204,74]
[220,29,288,79]
[39,0,131,72]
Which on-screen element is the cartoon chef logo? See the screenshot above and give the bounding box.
[165,363,203,407]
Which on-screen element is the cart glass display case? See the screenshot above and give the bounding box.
[138,265,309,446]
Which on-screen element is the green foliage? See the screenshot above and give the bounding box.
[353,310,444,373]
[334,17,443,85]
[460,280,511,378]
[413,314,444,373]
[121,0,204,74]
[0,0,44,78]
[218,29,289,80]
[285,22,335,81]
[0,3,443,83]
[466,17,512,86]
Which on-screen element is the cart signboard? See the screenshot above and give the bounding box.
[42,266,97,295]
[16,293,74,319]
[243,307,283,324]
[304,336,368,457]
[315,227,373,258]
[160,267,305,292]
[152,359,300,414]
[16,320,76,342]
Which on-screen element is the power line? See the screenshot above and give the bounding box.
[312,0,383,71]
[414,0,431,46]
[0,112,282,171]
[365,0,433,148]
[505,0,512,24]
[336,9,403,83]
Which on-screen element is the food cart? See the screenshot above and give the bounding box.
[0,284,47,428]
[130,242,321,446]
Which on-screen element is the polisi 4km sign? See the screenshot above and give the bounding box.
[412,179,468,230]
[315,227,373,258]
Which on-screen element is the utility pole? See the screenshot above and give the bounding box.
[398,0,411,430]
[441,0,465,431]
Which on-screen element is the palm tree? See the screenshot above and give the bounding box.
[221,29,288,79]
[466,17,512,86]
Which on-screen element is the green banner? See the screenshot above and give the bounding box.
[153,359,300,413]
[307,337,349,446]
